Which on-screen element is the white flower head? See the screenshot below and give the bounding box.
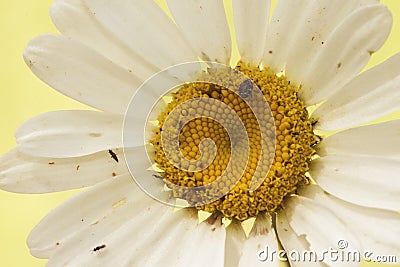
[1,0,400,266]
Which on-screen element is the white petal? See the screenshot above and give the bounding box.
[46,203,226,267]
[284,195,361,266]
[239,214,279,267]
[276,212,328,267]
[284,0,379,84]
[0,148,127,193]
[232,0,270,65]
[310,155,400,211]
[126,211,226,267]
[27,174,139,258]
[225,220,246,267]
[27,146,166,259]
[50,0,157,80]
[317,120,400,159]
[166,0,231,64]
[301,185,400,260]
[15,110,124,158]
[84,0,198,70]
[313,53,400,130]
[262,0,311,72]
[298,4,392,105]
[46,195,169,267]
[24,34,141,113]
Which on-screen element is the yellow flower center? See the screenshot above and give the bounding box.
[151,62,319,221]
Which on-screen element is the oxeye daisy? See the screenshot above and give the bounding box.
[1,0,400,267]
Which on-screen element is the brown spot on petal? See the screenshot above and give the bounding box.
[48,162,55,165]
[201,52,211,62]
[205,212,222,226]
[27,59,36,68]
[112,197,127,210]
[89,133,102,138]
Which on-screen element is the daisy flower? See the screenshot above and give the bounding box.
[1,0,400,266]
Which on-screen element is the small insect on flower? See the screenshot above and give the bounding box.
[108,149,119,163]
[153,174,163,179]
[311,119,319,127]
[238,79,253,99]
[93,244,106,252]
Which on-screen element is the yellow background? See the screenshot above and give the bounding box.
[0,0,399,266]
